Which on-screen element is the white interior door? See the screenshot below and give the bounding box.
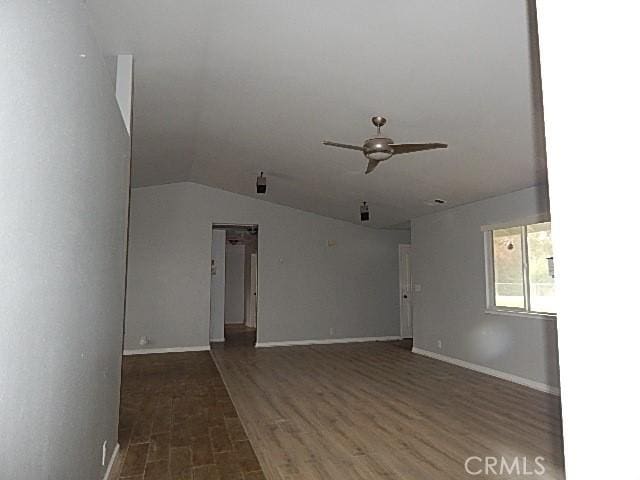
[399,244,413,338]
[247,253,258,328]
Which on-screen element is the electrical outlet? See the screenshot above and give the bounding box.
[101,440,108,466]
[329,327,335,336]
[414,284,422,292]
[437,340,442,350]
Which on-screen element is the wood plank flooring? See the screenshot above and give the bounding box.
[211,332,565,480]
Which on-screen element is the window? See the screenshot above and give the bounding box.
[485,221,556,316]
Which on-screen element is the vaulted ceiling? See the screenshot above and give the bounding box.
[88,0,546,228]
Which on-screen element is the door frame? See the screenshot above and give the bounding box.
[210,223,259,343]
[210,228,227,342]
[247,253,258,329]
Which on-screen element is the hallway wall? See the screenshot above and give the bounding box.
[0,2,131,478]
[244,236,258,327]
[210,229,226,340]
[225,244,246,325]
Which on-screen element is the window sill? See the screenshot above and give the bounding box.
[484,309,557,321]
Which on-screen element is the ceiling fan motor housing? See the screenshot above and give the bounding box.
[363,137,394,161]
[321,115,447,173]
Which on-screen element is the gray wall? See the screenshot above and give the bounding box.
[224,244,246,324]
[0,2,130,479]
[210,229,226,341]
[244,235,258,326]
[125,182,408,348]
[411,186,560,388]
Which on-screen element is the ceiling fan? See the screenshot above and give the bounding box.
[322,116,448,174]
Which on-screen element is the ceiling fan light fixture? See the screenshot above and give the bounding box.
[365,150,393,162]
[321,116,448,175]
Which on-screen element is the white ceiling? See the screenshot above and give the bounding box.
[88,0,546,228]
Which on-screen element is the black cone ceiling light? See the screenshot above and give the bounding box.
[256,172,267,194]
[360,201,370,222]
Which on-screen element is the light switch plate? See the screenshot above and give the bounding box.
[414,284,422,292]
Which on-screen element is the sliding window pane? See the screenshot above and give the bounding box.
[527,222,556,313]
[492,227,525,309]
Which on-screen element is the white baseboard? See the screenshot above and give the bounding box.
[123,345,210,355]
[210,337,225,343]
[255,336,401,348]
[411,347,561,396]
[102,442,120,480]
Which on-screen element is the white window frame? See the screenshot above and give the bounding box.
[483,221,556,320]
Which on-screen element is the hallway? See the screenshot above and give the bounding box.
[223,324,257,347]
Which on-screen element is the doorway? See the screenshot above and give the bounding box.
[398,244,413,339]
[210,224,259,345]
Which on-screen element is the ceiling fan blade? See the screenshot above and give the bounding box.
[322,141,364,151]
[365,159,380,174]
[390,142,448,155]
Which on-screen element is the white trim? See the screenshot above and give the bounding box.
[480,213,550,232]
[483,230,496,309]
[209,337,225,343]
[115,55,133,135]
[102,443,120,480]
[123,345,210,355]
[411,347,560,396]
[522,225,532,311]
[255,336,402,348]
[485,309,557,321]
